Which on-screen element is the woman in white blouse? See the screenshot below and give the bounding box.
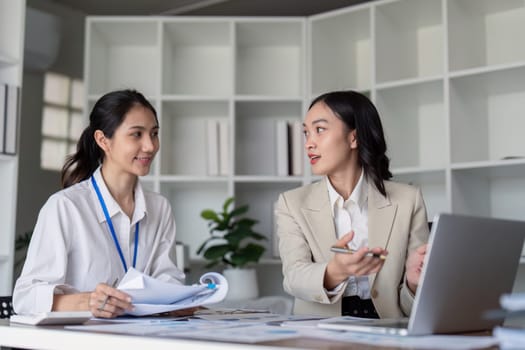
[13,89,185,318]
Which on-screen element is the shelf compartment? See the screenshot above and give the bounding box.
[0,1,23,66]
[449,66,525,163]
[375,0,443,83]
[87,20,160,96]
[233,175,304,183]
[310,7,371,94]
[0,0,23,86]
[448,0,525,72]
[160,100,230,176]
[234,181,302,259]
[0,159,17,257]
[162,20,233,97]
[161,182,229,260]
[392,169,448,221]
[451,163,525,220]
[235,20,304,97]
[376,80,446,169]
[235,101,304,176]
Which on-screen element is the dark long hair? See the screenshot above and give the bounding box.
[61,89,157,188]
[309,90,392,196]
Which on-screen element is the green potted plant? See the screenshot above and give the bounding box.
[197,197,266,300]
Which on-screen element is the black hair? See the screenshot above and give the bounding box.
[309,90,392,197]
[61,89,157,188]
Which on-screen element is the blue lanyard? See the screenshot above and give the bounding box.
[91,176,139,272]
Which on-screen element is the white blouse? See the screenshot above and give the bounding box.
[13,167,185,314]
[326,171,371,299]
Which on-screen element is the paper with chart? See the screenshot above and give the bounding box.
[118,268,228,316]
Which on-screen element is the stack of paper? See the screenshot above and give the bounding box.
[119,268,228,316]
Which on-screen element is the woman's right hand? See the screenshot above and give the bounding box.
[324,231,387,290]
[88,282,133,318]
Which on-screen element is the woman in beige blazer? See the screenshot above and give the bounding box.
[275,91,429,318]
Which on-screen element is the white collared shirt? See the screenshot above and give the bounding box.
[326,171,371,299]
[13,166,185,314]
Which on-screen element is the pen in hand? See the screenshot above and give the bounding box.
[98,277,119,311]
[330,246,387,260]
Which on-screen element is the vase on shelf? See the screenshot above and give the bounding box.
[222,268,259,301]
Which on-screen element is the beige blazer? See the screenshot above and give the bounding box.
[275,178,429,318]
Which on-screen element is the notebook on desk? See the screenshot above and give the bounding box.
[319,213,525,336]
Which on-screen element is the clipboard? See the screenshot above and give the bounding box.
[10,311,92,325]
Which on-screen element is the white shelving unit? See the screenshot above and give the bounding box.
[310,0,525,224]
[84,0,525,266]
[85,17,305,262]
[0,0,25,295]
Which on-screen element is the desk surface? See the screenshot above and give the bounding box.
[0,319,392,350]
[0,319,497,350]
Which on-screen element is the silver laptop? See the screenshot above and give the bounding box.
[318,213,525,336]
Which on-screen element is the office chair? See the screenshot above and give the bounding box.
[0,296,14,319]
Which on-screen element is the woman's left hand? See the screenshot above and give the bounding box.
[406,244,427,294]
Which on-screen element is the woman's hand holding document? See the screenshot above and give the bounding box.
[118,268,228,316]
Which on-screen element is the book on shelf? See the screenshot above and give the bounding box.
[206,119,229,176]
[275,120,303,176]
[218,120,229,176]
[276,120,289,176]
[289,120,303,176]
[0,84,5,154]
[206,120,219,176]
[1,84,20,155]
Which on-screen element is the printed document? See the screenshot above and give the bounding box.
[119,268,228,316]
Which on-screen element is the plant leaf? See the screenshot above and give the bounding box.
[237,218,258,227]
[203,244,231,260]
[222,197,234,212]
[15,231,33,251]
[230,204,249,217]
[249,232,267,240]
[196,238,212,255]
[230,243,265,268]
[199,196,266,268]
[201,209,219,221]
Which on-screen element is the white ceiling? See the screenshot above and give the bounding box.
[48,0,373,16]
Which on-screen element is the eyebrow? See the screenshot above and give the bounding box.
[303,118,328,127]
[128,125,159,130]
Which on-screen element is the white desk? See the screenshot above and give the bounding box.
[0,318,399,350]
[0,319,498,350]
[0,319,288,350]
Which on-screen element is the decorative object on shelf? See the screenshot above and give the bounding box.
[222,268,259,301]
[198,197,266,300]
[198,197,266,268]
